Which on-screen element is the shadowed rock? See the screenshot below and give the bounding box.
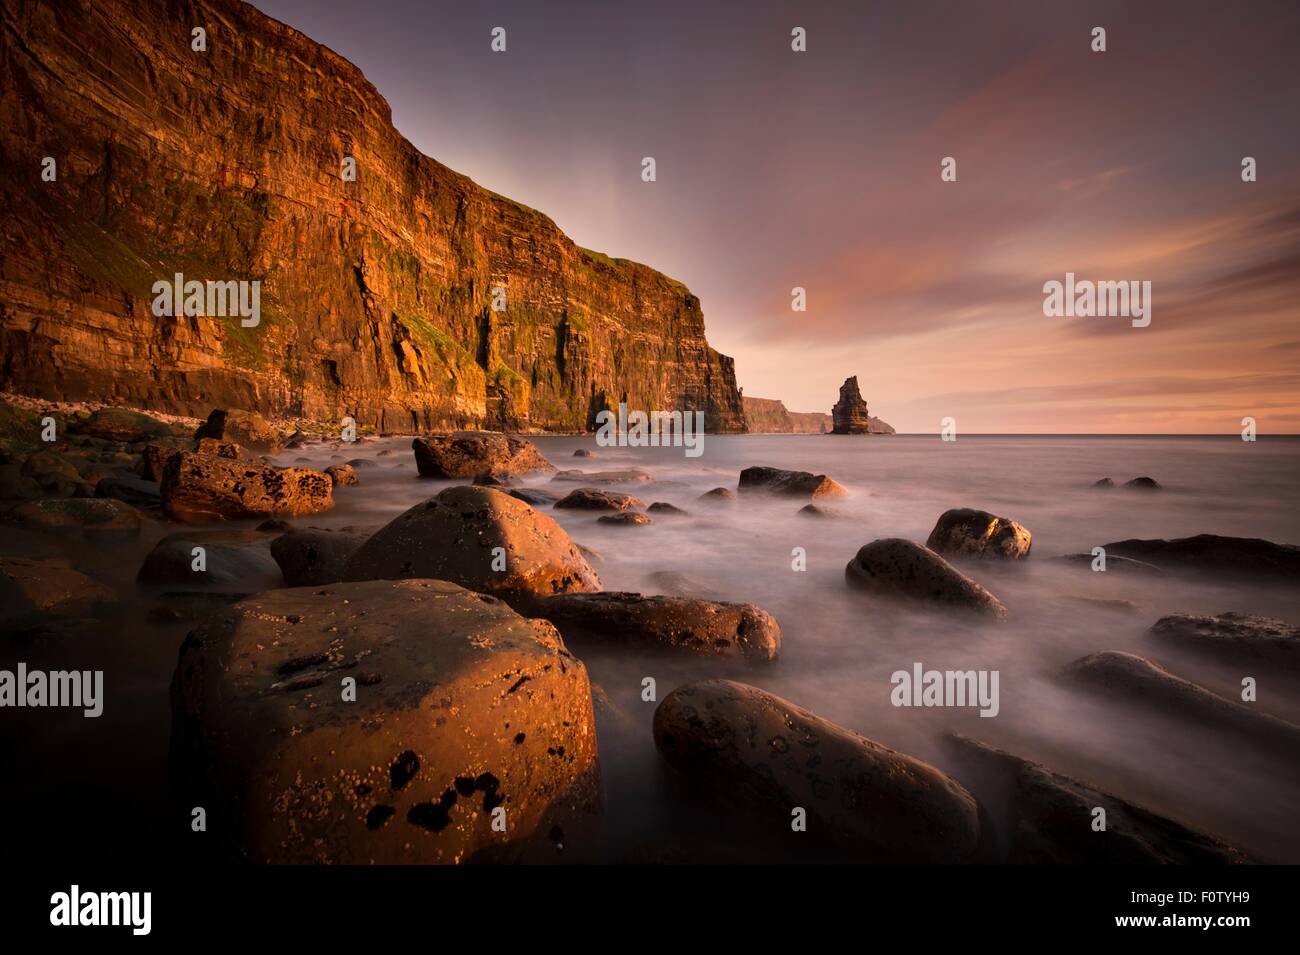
[926,508,1032,559]
[507,487,561,507]
[1150,612,1300,675]
[554,487,643,511]
[945,735,1248,864]
[411,432,553,478]
[533,593,780,662]
[271,527,369,586]
[1058,552,1166,576]
[137,530,280,590]
[169,579,601,863]
[739,465,846,499]
[1062,650,1300,760]
[324,464,358,487]
[647,502,687,516]
[845,538,1008,618]
[653,680,984,862]
[195,409,282,454]
[7,497,142,538]
[95,474,161,510]
[798,503,840,518]
[0,556,118,628]
[72,407,177,444]
[161,452,333,523]
[1101,534,1300,583]
[1124,476,1162,490]
[343,485,600,610]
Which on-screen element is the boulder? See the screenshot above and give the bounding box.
[798,503,840,519]
[411,432,553,478]
[845,538,1008,617]
[472,469,518,487]
[554,487,643,512]
[271,527,369,586]
[1093,477,1115,488]
[925,508,1032,559]
[945,736,1247,864]
[507,487,561,507]
[597,512,652,526]
[95,475,161,510]
[1100,534,1300,583]
[169,579,602,863]
[160,452,334,523]
[646,570,722,600]
[652,680,984,862]
[647,502,687,516]
[324,464,359,487]
[698,487,736,503]
[0,464,42,500]
[343,486,600,610]
[72,407,175,444]
[0,557,118,627]
[1062,651,1300,759]
[551,468,652,484]
[831,375,872,434]
[1124,476,1162,490]
[532,593,780,662]
[1149,612,1299,674]
[195,437,256,461]
[573,449,594,457]
[20,450,91,497]
[195,409,282,453]
[738,465,846,499]
[7,498,142,538]
[137,530,281,590]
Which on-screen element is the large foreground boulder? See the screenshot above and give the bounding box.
[845,538,1008,617]
[1100,534,1300,583]
[412,432,553,478]
[271,527,369,586]
[169,579,602,863]
[1149,612,1299,674]
[160,452,333,523]
[738,466,846,499]
[653,680,984,862]
[531,593,781,662]
[926,508,1032,559]
[343,486,600,609]
[946,736,1247,864]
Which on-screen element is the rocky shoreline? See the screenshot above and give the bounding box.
[3,397,1297,864]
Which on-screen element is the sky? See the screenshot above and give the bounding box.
[252,0,1300,433]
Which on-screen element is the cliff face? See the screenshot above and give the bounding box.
[743,397,829,433]
[0,0,747,433]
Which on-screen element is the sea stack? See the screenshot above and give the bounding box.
[832,376,872,434]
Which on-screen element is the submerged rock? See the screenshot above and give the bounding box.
[945,735,1248,864]
[271,527,369,586]
[926,508,1032,559]
[411,432,553,479]
[343,486,600,610]
[698,487,736,503]
[160,452,334,523]
[597,512,652,526]
[506,487,561,507]
[553,487,643,512]
[137,530,280,589]
[738,465,846,499]
[1058,553,1166,576]
[647,502,687,516]
[1149,612,1299,674]
[1124,476,1162,490]
[1100,534,1300,583]
[533,593,781,662]
[653,680,984,862]
[169,579,602,863]
[845,538,1008,617]
[95,475,161,510]
[7,497,142,538]
[798,503,840,518]
[0,556,118,627]
[552,468,653,484]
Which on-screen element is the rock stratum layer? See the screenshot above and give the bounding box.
[0,0,746,434]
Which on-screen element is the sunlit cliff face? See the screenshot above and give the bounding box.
[255,0,1300,433]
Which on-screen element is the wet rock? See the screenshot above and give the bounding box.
[798,503,840,518]
[1100,534,1300,583]
[1149,612,1300,675]
[845,538,1008,617]
[344,458,373,468]
[0,557,118,627]
[573,449,594,457]
[926,508,1032,559]
[554,487,643,512]
[472,469,518,487]
[169,579,602,863]
[653,680,984,862]
[160,452,334,523]
[738,465,846,499]
[137,530,281,590]
[1062,650,1300,760]
[7,498,142,538]
[597,512,652,527]
[647,502,687,516]
[411,432,553,478]
[534,593,780,662]
[698,487,736,503]
[256,518,292,533]
[343,486,600,610]
[1093,477,1115,488]
[1124,476,1162,490]
[506,487,561,507]
[95,475,161,510]
[945,735,1248,864]
[551,468,652,484]
[195,409,282,453]
[324,464,359,487]
[271,527,369,586]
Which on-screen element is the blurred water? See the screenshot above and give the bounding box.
[296,433,1300,862]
